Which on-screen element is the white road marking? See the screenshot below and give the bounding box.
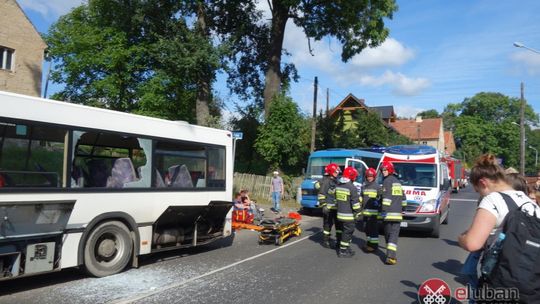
[109,232,317,304]
[450,198,478,202]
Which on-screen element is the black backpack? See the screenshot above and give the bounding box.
[483,192,540,303]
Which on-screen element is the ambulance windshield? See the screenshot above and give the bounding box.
[393,163,437,187]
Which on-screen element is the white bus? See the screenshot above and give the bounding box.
[0,91,233,280]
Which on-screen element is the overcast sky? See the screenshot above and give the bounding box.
[19,0,540,119]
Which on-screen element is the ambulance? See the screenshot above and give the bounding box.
[377,145,451,238]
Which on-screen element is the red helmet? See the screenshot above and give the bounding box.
[324,163,340,175]
[380,161,395,175]
[365,168,377,178]
[343,167,358,181]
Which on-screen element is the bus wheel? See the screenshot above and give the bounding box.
[84,221,133,277]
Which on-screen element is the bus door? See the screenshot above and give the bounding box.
[345,158,368,183]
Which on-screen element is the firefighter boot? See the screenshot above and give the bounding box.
[385,257,397,265]
[338,247,355,258]
[322,235,331,249]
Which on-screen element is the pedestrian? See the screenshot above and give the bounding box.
[361,168,381,253]
[379,161,405,265]
[270,171,284,213]
[316,163,340,248]
[504,171,528,193]
[335,166,361,258]
[458,154,539,302]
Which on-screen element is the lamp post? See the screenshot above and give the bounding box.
[514,42,540,54]
[529,145,538,169]
[513,42,540,174]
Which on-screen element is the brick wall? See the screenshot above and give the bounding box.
[0,0,47,97]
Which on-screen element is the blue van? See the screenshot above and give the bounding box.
[300,149,383,211]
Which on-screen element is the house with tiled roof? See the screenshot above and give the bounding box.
[328,93,397,130]
[370,106,397,124]
[328,93,369,130]
[390,117,445,151]
[444,131,456,155]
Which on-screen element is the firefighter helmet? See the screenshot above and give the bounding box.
[324,163,340,175]
[343,167,358,181]
[365,168,377,177]
[380,161,395,175]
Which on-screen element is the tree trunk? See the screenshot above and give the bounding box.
[195,1,210,126]
[263,0,289,119]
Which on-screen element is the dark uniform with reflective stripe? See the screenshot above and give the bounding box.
[316,175,338,246]
[381,173,406,260]
[362,179,381,250]
[336,179,361,253]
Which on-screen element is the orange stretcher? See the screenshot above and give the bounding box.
[232,222,264,231]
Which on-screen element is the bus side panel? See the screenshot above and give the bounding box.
[138,226,153,255]
[61,232,83,268]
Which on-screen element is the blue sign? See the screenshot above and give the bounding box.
[232,131,243,140]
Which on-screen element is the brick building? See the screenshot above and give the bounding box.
[0,0,47,97]
[390,117,445,151]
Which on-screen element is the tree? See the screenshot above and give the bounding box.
[262,0,398,117]
[45,0,265,125]
[229,105,268,175]
[254,94,310,174]
[417,109,440,119]
[445,92,539,168]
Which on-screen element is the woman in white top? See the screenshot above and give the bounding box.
[459,154,536,251]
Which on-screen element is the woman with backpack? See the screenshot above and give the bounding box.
[458,153,539,303]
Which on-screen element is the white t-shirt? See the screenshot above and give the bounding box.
[478,190,540,231]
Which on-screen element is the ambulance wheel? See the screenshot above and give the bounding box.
[442,209,449,225]
[84,221,133,277]
[430,215,440,238]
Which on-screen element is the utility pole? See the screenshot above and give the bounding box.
[520,82,525,175]
[326,88,329,116]
[310,76,318,153]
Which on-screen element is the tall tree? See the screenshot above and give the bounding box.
[445,92,539,169]
[262,0,397,117]
[254,94,310,174]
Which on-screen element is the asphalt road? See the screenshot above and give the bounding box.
[0,187,480,304]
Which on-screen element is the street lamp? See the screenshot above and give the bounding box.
[529,145,538,168]
[514,42,540,54]
[513,42,540,174]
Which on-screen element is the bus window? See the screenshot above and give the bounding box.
[71,131,148,188]
[0,120,66,188]
[207,147,225,188]
[155,140,206,188]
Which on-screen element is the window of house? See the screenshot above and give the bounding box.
[0,47,14,71]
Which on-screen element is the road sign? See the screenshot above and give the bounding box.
[232,131,243,140]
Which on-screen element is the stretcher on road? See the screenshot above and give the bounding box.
[258,214,302,246]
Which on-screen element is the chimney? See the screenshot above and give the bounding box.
[415,116,423,123]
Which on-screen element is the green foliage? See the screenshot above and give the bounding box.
[229,106,269,175]
[254,94,310,174]
[316,109,410,149]
[443,92,539,171]
[417,109,440,119]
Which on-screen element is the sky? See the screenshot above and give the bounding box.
[18,0,540,119]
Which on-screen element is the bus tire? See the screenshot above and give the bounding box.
[84,220,133,277]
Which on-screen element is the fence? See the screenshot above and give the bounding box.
[233,172,303,204]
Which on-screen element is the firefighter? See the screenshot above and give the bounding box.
[380,161,405,265]
[316,163,340,248]
[335,166,361,258]
[361,168,381,252]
